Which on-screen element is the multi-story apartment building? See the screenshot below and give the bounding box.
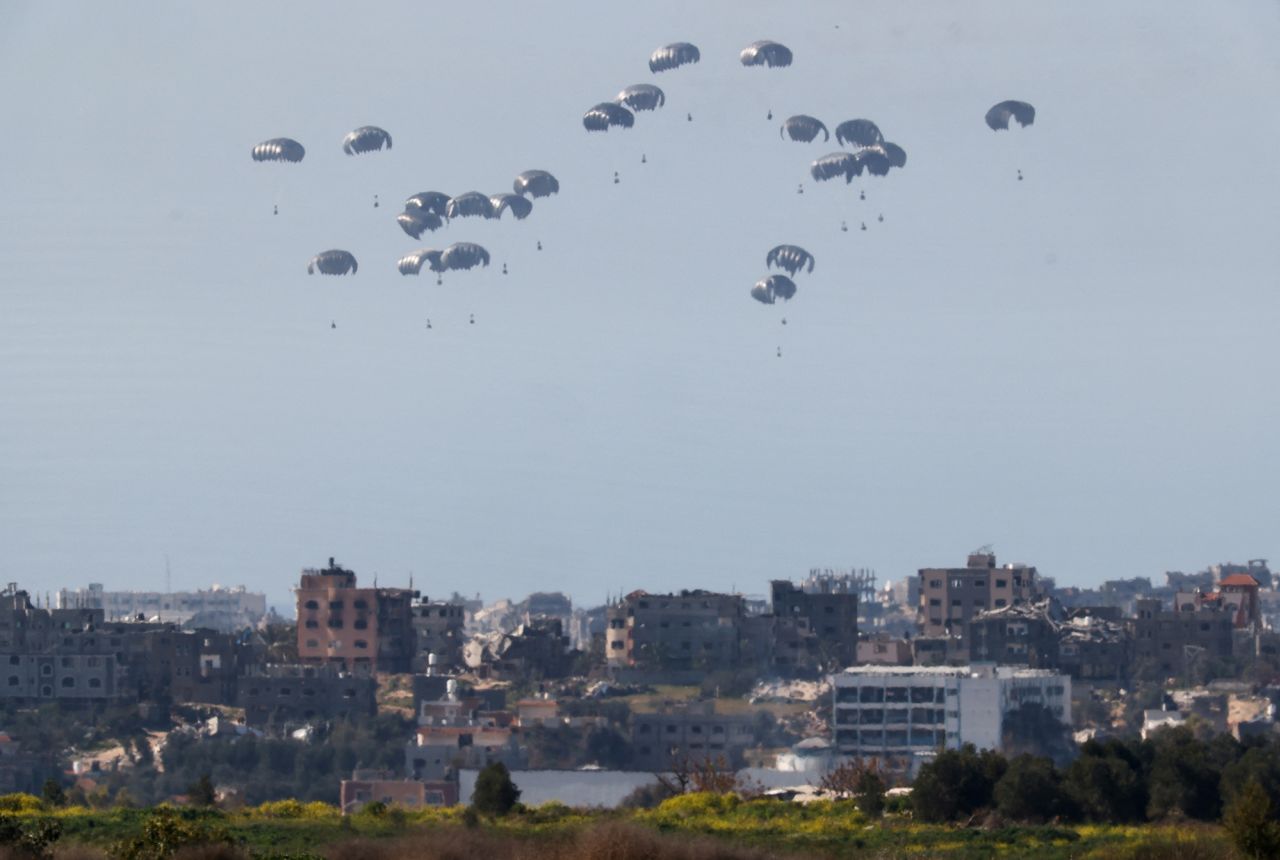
[606,590,748,674]
[237,664,377,728]
[630,703,760,770]
[916,551,1043,660]
[295,559,417,673]
[967,602,1060,667]
[0,585,243,706]
[410,599,466,673]
[831,665,1071,763]
[770,579,859,672]
[1133,595,1237,677]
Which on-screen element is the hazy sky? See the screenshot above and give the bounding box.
[2,1,1277,612]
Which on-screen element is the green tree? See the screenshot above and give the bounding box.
[39,778,65,809]
[188,773,216,807]
[1222,779,1280,860]
[911,745,1007,822]
[1064,740,1147,823]
[472,762,521,817]
[993,754,1070,823]
[1145,726,1232,820]
[1002,702,1076,765]
[855,767,886,818]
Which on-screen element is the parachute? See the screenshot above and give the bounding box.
[766,245,814,276]
[251,138,305,162]
[342,126,393,155]
[751,274,797,304]
[307,250,357,275]
[780,115,829,143]
[398,249,445,275]
[811,146,904,182]
[445,192,495,220]
[835,119,884,148]
[985,100,1035,130]
[489,194,533,220]
[583,102,635,131]
[616,84,666,112]
[396,209,443,239]
[405,191,451,217]
[810,152,859,183]
[514,170,559,198]
[649,42,700,73]
[864,142,907,176]
[441,242,491,271]
[739,40,793,68]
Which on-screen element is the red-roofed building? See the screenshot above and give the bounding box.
[1218,574,1260,628]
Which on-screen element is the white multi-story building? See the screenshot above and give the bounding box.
[57,583,266,629]
[831,665,1071,761]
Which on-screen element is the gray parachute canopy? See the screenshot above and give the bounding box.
[835,119,884,148]
[396,209,443,240]
[740,40,793,68]
[405,191,451,217]
[251,138,305,162]
[780,115,828,143]
[865,142,907,176]
[751,274,797,304]
[397,249,445,275]
[441,242,490,271]
[489,194,533,220]
[308,250,357,275]
[810,152,859,183]
[514,170,559,198]
[649,42,700,73]
[583,102,635,131]
[616,84,666,112]
[342,126,392,155]
[985,100,1035,130]
[766,245,814,276]
[811,146,904,183]
[445,192,495,220]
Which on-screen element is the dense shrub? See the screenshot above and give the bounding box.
[470,763,520,817]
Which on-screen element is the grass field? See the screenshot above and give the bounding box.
[0,792,1239,859]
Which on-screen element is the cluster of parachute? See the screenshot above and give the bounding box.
[807,118,908,184]
[388,169,558,282]
[397,243,492,275]
[252,68,1035,341]
[584,39,796,132]
[393,171,558,241]
[251,126,393,164]
[752,245,814,306]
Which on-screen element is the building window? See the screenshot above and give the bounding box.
[354,640,369,650]
[354,619,368,630]
[61,677,74,688]
[305,620,319,629]
[89,678,102,689]
[306,639,319,648]
[40,665,52,677]
[305,600,319,610]
[996,579,1007,588]
[6,676,16,687]
[354,600,369,610]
